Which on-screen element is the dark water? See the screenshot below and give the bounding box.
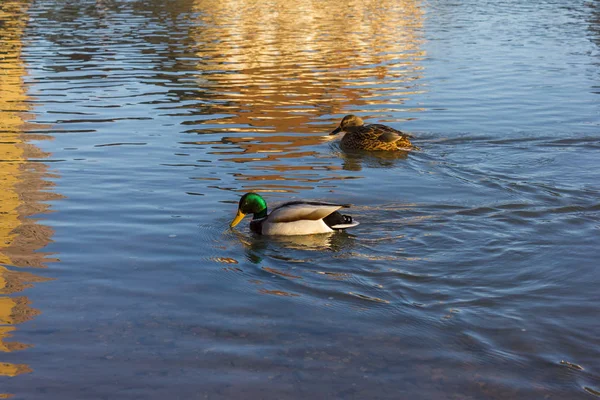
[1,0,599,398]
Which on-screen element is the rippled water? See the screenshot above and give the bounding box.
[1,0,599,398]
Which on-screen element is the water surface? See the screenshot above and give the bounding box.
[1,0,599,398]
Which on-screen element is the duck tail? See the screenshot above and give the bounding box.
[331,220,360,229]
[325,213,360,229]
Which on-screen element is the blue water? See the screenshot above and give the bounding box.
[1,0,599,398]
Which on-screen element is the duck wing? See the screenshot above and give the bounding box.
[368,124,413,142]
[268,201,349,223]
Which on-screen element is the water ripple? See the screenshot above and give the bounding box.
[6,0,600,398]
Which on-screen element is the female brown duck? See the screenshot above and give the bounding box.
[330,114,416,151]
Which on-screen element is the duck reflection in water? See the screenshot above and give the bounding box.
[229,229,356,265]
[337,148,410,171]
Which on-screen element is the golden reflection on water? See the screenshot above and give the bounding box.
[187,0,425,192]
[0,0,59,386]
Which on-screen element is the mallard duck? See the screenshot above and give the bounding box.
[330,114,416,151]
[230,193,359,236]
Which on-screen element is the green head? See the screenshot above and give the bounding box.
[330,114,365,135]
[230,192,268,228]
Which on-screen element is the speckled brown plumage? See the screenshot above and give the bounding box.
[330,115,416,151]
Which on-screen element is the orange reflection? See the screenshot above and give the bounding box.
[187,0,425,191]
[0,327,30,353]
[0,0,59,382]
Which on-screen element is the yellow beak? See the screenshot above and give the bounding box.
[230,210,246,228]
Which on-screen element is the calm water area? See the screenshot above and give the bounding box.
[1,0,600,398]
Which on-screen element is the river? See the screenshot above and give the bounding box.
[0,0,599,398]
